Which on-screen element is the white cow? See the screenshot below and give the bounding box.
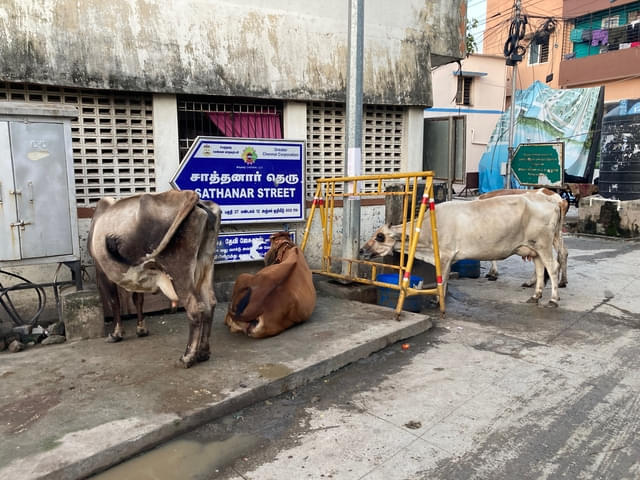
[480,188,569,287]
[360,195,562,306]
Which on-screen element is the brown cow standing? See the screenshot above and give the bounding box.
[225,231,316,338]
[88,190,221,368]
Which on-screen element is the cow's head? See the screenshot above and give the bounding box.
[264,231,295,266]
[359,224,400,259]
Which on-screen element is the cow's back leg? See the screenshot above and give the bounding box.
[177,267,216,367]
[542,252,560,306]
[133,292,148,337]
[195,265,217,362]
[486,261,499,281]
[178,291,215,368]
[522,266,549,288]
[527,252,559,307]
[96,268,124,342]
[526,257,546,304]
[557,238,568,288]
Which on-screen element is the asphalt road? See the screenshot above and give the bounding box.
[93,234,640,480]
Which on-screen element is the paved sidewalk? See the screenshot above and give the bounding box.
[0,294,433,480]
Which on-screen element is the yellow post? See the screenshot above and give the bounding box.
[426,182,446,313]
[393,177,432,319]
[301,184,323,251]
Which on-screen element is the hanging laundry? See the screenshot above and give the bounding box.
[608,26,627,45]
[570,28,584,42]
[591,29,608,46]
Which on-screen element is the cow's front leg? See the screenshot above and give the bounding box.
[106,293,124,343]
[133,292,149,337]
[107,315,125,342]
[526,257,545,304]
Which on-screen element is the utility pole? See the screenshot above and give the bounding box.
[342,0,364,278]
[504,0,524,189]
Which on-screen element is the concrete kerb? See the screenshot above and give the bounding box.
[0,296,433,480]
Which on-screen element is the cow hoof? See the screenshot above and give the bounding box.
[546,300,559,308]
[177,355,196,368]
[106,333,123,343]
[526,297,539,304]
[486,274,498,281]
[559,282,567,288]
[136,328,149,337]
[521,282,534,288]
[196,351,211,362]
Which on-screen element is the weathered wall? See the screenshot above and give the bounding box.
[0,0,464,106]
[578,196,640,237]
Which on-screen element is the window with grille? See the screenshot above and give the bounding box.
[455,76,473,106]
[602,15,620,28]
[177,97,283,161]
[0,82,155,207]
[529,36,550,65]
[306,102,404,199]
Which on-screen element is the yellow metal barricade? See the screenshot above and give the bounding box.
[301,172,445,319]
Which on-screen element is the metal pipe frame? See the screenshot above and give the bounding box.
[301,172,445,319]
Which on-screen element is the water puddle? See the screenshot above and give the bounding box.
[257,363,293,379]
[91,433,261,480]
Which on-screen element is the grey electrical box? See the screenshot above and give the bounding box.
[0,103,80,267]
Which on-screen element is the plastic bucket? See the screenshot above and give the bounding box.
[451,259,480,278]
[376,273,423,312]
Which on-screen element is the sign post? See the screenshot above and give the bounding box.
[171,136,305,224]
[171,136,305,263]
[511,142,564,188]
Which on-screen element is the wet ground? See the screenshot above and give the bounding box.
[0,293,432,479]
[90,234,640,479]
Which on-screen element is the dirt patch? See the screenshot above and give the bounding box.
[0,391,61,434]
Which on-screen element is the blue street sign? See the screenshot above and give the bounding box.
[171,137,306,224]
[215,231,296,264]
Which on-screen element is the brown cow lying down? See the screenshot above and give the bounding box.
[478,188,569,286]
[88,190,221,368]
[225,231,316,338]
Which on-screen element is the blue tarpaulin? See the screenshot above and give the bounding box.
[478,81,602,193]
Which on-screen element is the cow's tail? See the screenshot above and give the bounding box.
[235,287,251,316]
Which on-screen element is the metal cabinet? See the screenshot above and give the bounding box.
[0,103,80,266]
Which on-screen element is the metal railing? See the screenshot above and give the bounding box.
[301,171,445,319]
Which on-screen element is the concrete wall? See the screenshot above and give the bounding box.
[403,107,426,172]
[0,0,465,106]
[152,94,180,192]
[424,54,506,174]
[578,196,640,237]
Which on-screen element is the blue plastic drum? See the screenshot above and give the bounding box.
[376,273,423,312]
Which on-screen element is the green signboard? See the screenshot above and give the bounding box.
[511,142,564,187]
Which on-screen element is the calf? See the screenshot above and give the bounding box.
[88,190,221,368]
[479,188,568,287]
[360,195,562,306]
[225,231,316,338]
